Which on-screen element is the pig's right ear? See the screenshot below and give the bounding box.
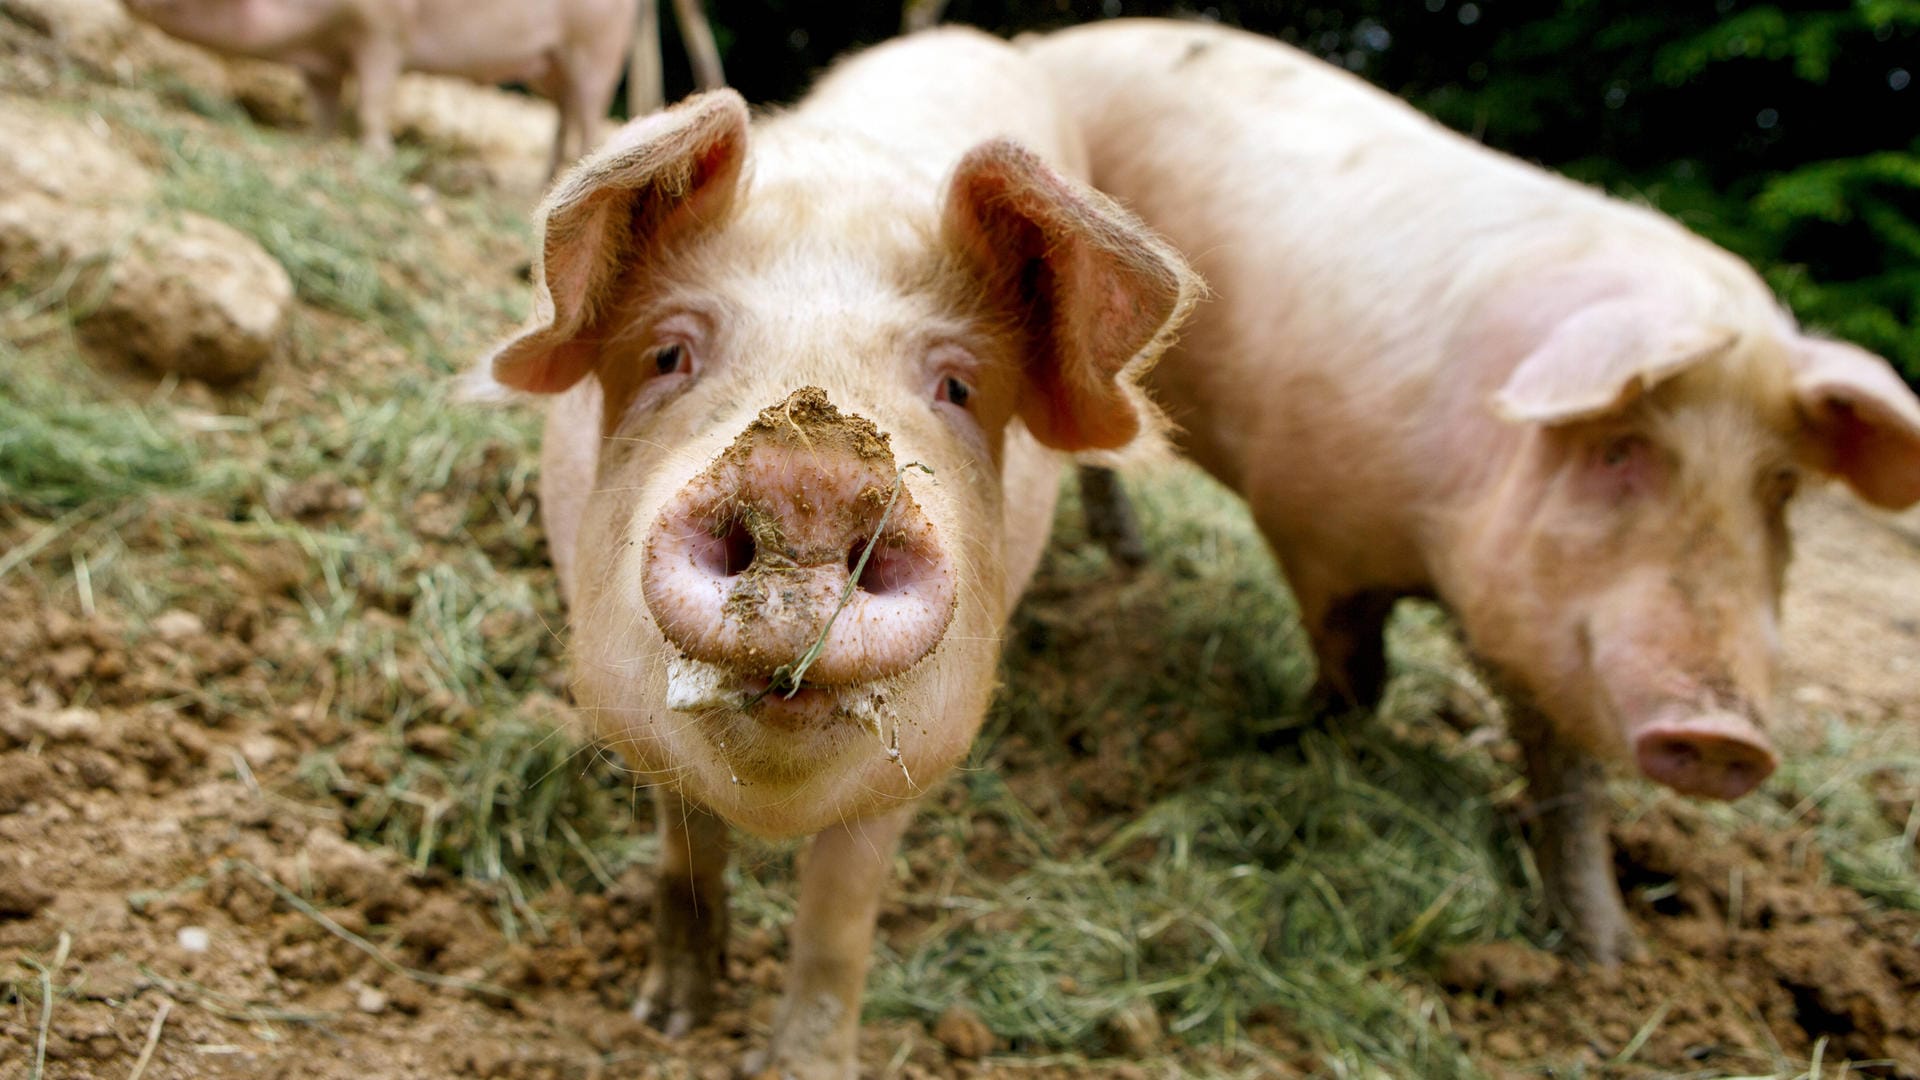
[1493,299,1737,425]
[1792,337,1920,509]
[942,139,1198,452]
[486,90,750,394]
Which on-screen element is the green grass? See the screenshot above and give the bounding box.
[848,473,1530,1078]
[0,318,248,518]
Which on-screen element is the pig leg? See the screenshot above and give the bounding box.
[300,68,346,139]
[747,807,913,1079]
[537,66,574,181]
[551,43,623,178]
[1512,712,1641,966]
[347,37,403,156]
[634,787,730,1036]
[1076,464,1148,568]
[1293,579,1397,715]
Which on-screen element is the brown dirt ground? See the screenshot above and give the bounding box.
[5,489,1917,1080]
[4,7,1920,1080]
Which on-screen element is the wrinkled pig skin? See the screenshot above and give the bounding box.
[477,28,1196,1078]
[1031,20,1920,966]
[121,0,636,176]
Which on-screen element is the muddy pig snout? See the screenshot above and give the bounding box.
[641,388,957,687]
[1633,709,1778,800]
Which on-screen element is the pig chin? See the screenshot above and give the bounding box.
[580,644,979,839]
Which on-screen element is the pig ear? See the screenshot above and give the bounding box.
[1792,337,1920,509]
[1493,299,1738,425]
[942,139,1197,451]
[486,90,750,394]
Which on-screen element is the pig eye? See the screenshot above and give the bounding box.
[1762,466,1799,508]
[1580,432,1665,503]
[937,375,972,410]
[1599,434,1647,468]
[652,343,690,377]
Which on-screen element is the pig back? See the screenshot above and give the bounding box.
[801,27,1090,184]
[1027,20,1697,561]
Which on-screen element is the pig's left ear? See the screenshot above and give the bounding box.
[942,139,1198,451]
[486,90,750,394]
[1792,337,1920,509]
[1493,298,1738,425]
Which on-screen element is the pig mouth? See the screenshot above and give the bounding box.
[663,654,894,735]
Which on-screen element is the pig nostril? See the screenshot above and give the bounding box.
[721,519,756,577]
[848,537,919,597]
[1657,738,1700,773]
[690,517,756,578]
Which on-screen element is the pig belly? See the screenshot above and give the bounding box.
[136,0,352,57]
[404,0,568,81]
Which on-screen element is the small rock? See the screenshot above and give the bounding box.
[176,926,210,952]
[1104,999,1164,1056]
[0,705,101,745]
[77,211,292,383]
[1483,1028,1527,1058]
[403,723,458,759]
[238,733,281,768]
[0,99,155,205]
[268,475,366,522]
[355,986,389,1014]
[1436,941,1563,1000]
[933,1003,996,1060]
[0,854,54,918]
[152,609,205,643]
[0,754,55,814]
[74,959,144,1001]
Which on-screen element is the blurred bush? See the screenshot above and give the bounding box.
[663,0,1918,382]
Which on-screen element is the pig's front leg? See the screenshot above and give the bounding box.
[299,67,345,139]
[747,807,913,1080]
[1512,711,1642,966]
[1292,579,1398,716]
[1076,465,1148,568]
[347,36,403,156]
[635,788,730,1037]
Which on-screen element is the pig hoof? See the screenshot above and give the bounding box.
[1562,914,1646,969]
[630,965,718,1038]
[742,992,857,1080]
[737,1048,848,1080]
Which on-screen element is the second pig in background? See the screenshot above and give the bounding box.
[121,0,638,177]
[475,26,1195,1079]
[1029,19,1920,966]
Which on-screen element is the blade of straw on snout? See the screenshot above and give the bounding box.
[745,461,935,704]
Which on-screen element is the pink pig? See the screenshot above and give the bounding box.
[1031,20,1920,964]
[477,28,1195,1077]
[121,0,637,176]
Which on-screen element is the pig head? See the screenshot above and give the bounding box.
[483,89,1194,840]
[1444,280,1920,801]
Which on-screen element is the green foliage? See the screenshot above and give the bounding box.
[1386,0,1920,382]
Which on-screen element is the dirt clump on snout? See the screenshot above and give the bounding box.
[667,387,943,683]
[731,385,895,467]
